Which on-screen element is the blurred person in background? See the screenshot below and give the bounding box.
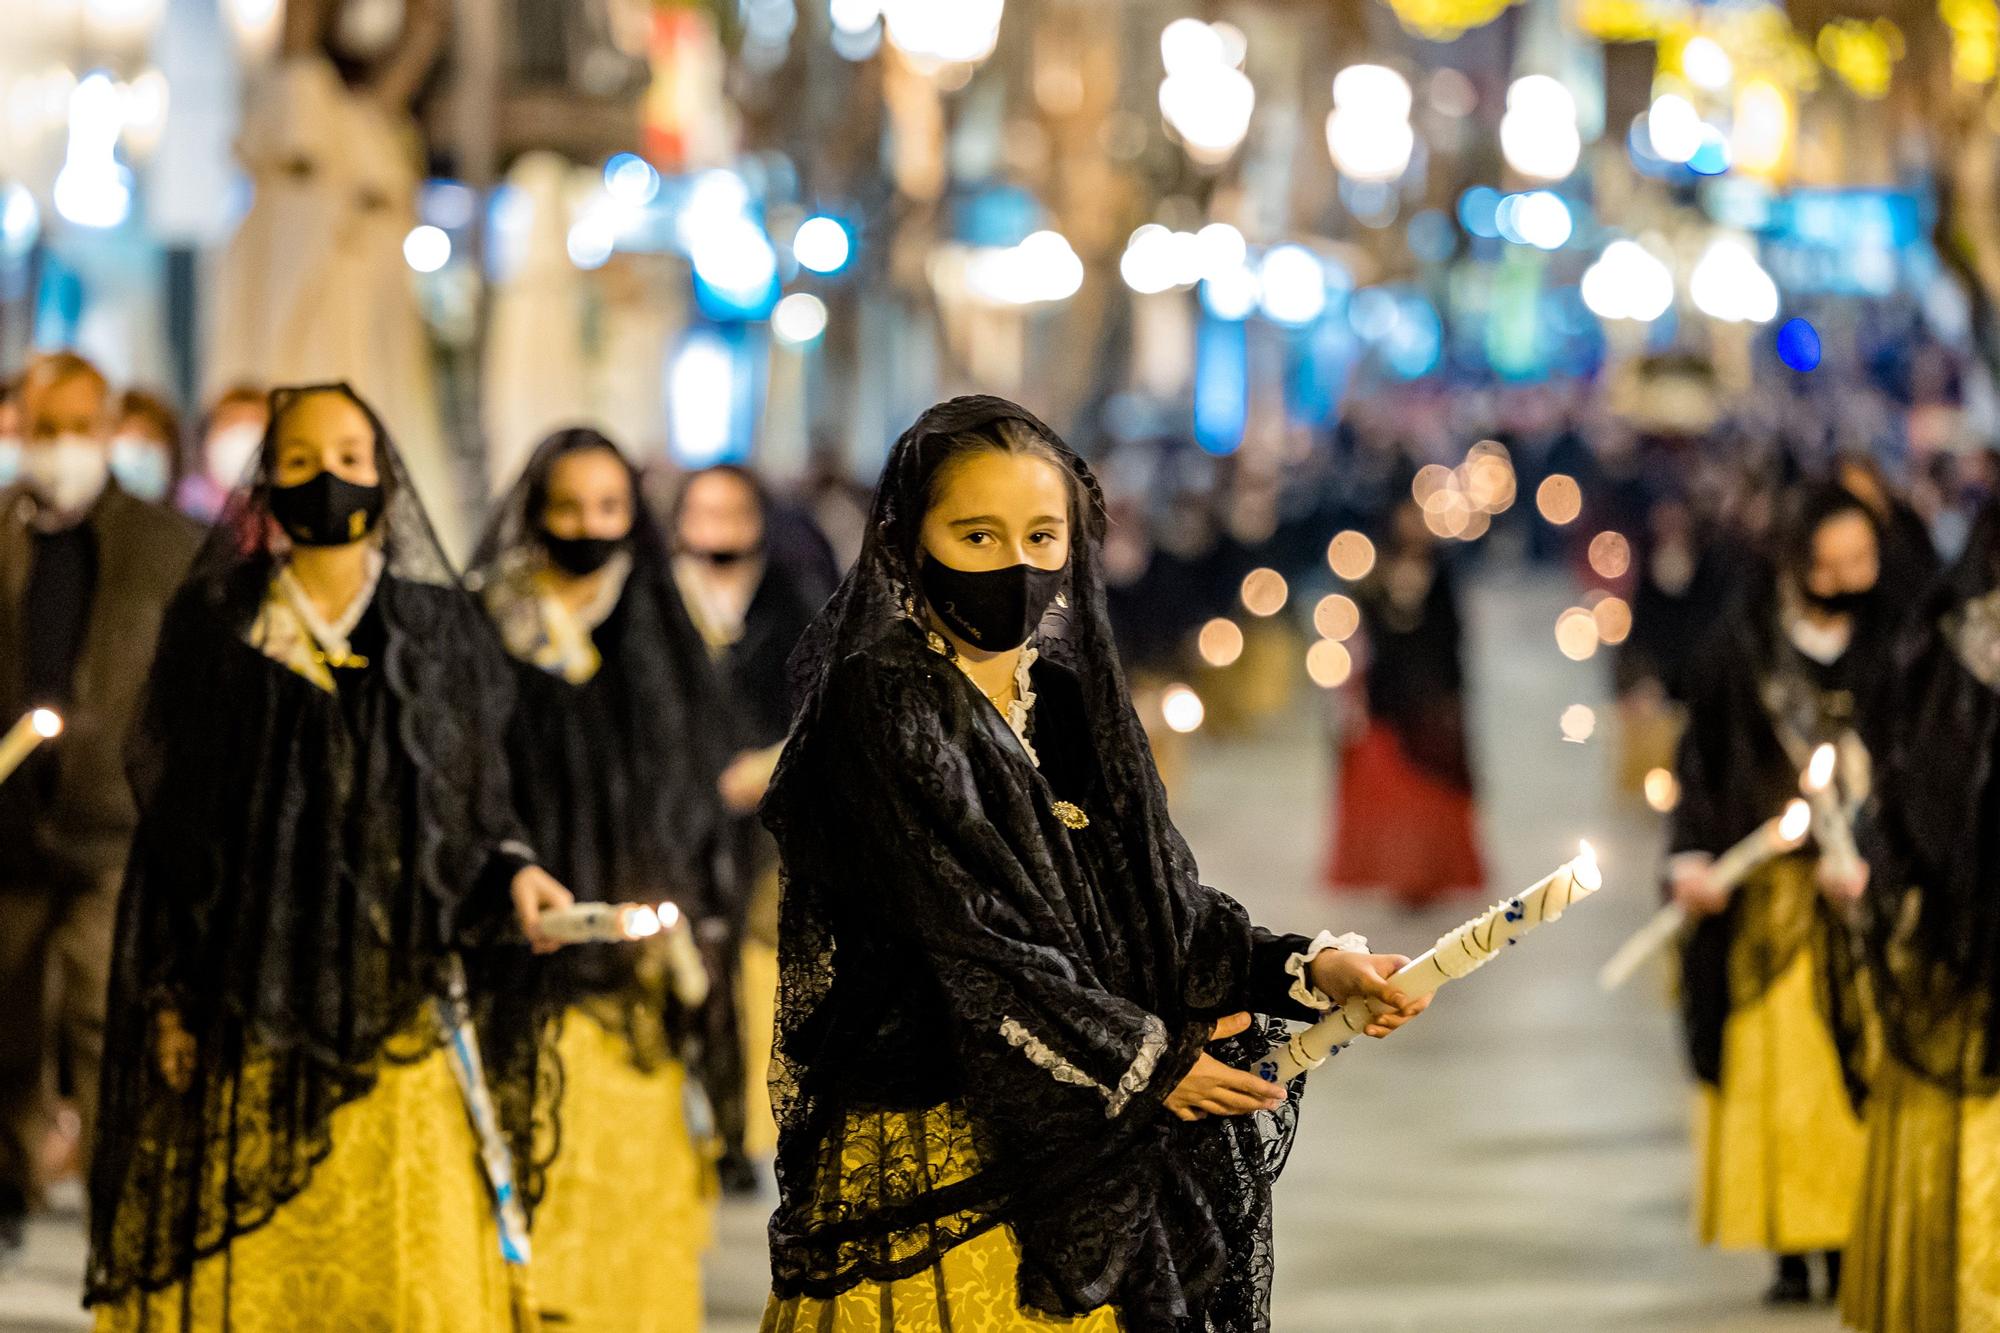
[108,391,182,506]
[1615,494,1735,795]
[1843,500,2000,1332]
[1326,500,1485,907]
[0,352,199,1258]
[473,427,733,1332]
[1667,483,1890,1305]
[0,378,18,488]
[176,385,268,524]
[671,462,825,1186]
[1837,452,1942,608]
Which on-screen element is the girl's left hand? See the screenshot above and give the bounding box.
[511,865,575,954]
[1308,950,1431,1038]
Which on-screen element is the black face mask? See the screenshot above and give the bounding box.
[920,554,1067,651]
[1803,587,1875,619]
[688,547,757,567]
[543,532,625,576]
[271,473,385,547]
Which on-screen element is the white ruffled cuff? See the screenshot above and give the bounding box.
[1285,930,1369,1012]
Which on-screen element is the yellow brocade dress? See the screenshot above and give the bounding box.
[1842,1047,2000,1331]
[530,1001,713,1333]
[760,1105,1123,1332]
[1695,855,1866,1253]
[95,1030,515,1333]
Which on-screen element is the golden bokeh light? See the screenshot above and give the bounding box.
[1536,474,1583,525]
[1588,531,1632,580]
[1313,594,1360,641]
[1422,489,1473,539]
[1459,508,1492,542]
[1412,464,1455,506]
[1463,454,1518,513]
[1555,607,1600,661]
[1560,703,1597,743]
[1240,568,1290,617]
[1162,684,1206,734]
[1327,530,1377,581]
[1593,595,1633,645]
[1644,767,1681,812]
[1305,639,1354,689]
[1197,617,1246,668]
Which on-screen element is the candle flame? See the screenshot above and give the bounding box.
[655,901,681,930]
[1779,798,1813,844]
[30,709,61,739]
[620,905,662,940]
[1805,743,1837,793]
[1574,840,1602,890]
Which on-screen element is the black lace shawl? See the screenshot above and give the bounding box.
[1668,585,1886,1090]
[763,396,1322,1331]
[468,429,740,1140]
[1860,502,2000,1093]
[86,386,532,1305]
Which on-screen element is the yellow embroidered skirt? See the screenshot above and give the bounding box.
[95,1040,515,1333]
[1694,858,1864,1253]
[760,1104,1121,1332]
[530,1004,713,1333]
[1842,1053,2000,1332]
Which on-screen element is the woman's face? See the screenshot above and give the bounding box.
[1804,510,1880,601]
[272,392,379,488]
[919,449,1071,572]
[678,470,764,557]
[542,447,634,541]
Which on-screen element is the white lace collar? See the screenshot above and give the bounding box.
[926,631,1041,766]
[278,550,386,663]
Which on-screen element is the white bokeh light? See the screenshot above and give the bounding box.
[772,291,830,344]
[1647,94,1703,164]
[1258,245,1327,326]
[1690,235,1780,323]
[402,224,451,273]
[793,215,852,273]
[1326,65,1415,183]
[1500,75,1581,181]
[1682,36,1734,92]
[1580,240,1675,322]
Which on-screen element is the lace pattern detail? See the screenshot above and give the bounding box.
[999,1013,1166,1119]
[1284,931,1367,1012]
[247,550,388,690]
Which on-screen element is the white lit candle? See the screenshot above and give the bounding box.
[655,902,711,1009]
[536,901,662,945]
[0,709,62,787]
[1598,798,1812,991]
[1802,742,1862,885]
[1259,842,1604,1084]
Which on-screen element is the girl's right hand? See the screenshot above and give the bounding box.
[1164,1013,1285,1121]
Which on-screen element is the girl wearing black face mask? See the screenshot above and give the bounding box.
[759,398,1429,1332]
[87,384,573,1330]
[1664,482,1897,1307]
[470,428,738,1333]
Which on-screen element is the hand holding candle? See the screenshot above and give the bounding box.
[0,709,62,787]
[1258,842,1604,1084]
[532,899,711,1008]
[1598,800,1811,991]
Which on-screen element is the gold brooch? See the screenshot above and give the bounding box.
[1051,800,1089,830]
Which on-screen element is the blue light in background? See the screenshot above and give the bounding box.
[1193,316,1248,455]
[1458,187,1502,239]
[1776,317,1822,371]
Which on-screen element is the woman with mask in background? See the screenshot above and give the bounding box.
[1843,501,2000,1332]
[472,426,734,1331]
[108,391,181,506]
[1668,483,1889,1306]
[86,383,572,1331]
[175,385,268,523]
[761,397,1427,1331]
[671,463,825,1182]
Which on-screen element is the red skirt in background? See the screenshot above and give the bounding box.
[1327,720,1486,907]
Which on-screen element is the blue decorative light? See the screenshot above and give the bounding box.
[1776,317,1822,372]
[1458,187,1502,240]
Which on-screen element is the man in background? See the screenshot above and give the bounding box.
[0,352,199,1256]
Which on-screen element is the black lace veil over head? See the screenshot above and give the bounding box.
[1864,500,2000,1093]
[87,383,530,1306]
[766,396,1308,1332]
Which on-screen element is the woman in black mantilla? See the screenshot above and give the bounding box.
[471,426,735,1331]
[760,397,1428,1331]
[1666,483,1888,1305]
[1843,501,2000,1331]
[85,384,573,1331]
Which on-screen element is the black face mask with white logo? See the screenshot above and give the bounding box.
[920,554,1067,651]
[270,473,384,547]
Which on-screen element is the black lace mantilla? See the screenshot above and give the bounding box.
[764,396,1321,1331]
